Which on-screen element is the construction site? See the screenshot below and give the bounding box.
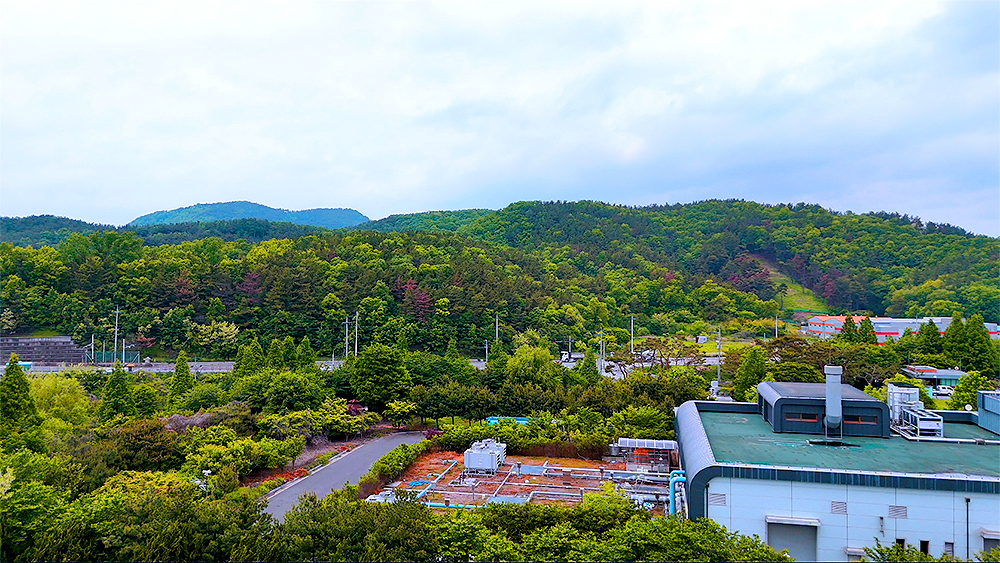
[366,438,688,516]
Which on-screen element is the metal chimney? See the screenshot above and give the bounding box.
[824,365,843,429]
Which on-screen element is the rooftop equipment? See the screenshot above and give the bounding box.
[898,408,944,437]
[615,438,678,473]
[824,365,843,440]
[464,439,507,473]
[887,382,923,424]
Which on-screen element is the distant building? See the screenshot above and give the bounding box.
[803,315,1000,344]
[901,365,966,388]
[675,370,1000,561]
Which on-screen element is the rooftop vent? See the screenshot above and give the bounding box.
[824,365,843,439]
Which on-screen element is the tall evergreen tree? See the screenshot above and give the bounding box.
[265,339,283,370]
[857,317,877,345]
[941,312,965,366]
[838,314,858,343]
[168,351,194,401]
[0,353,40,429]
[573,348,601,385]
[916,320,942,354]
[734,346,767,402]
[98,360,135,421]
[295,336,316,369]
[280,336,297,369]
[962,314,1000,376]
[232,338,265,379]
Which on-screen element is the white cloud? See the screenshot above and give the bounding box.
[1,1,996,235]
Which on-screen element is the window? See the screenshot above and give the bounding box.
[985,539,999,553]
[844,414,878,425]
[920,541,929,555]
[888,505,908,519]
[785,412,819,422]
[944,543,954,557]
[896,539,906,548]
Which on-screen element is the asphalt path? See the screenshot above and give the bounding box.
[264,431,425,522]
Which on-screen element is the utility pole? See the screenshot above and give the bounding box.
[344,315,350,359]
[599,328,605,374]
[775,314,779,339]
[716,326,722,385]
[113,305,120,362]
[90,334,95,364]
[354,310,359,356]
[484,340,489,363]
[630,315,635,355]
[495,313,499,342]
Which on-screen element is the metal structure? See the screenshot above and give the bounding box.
[463,439,507,473]
[614,438,678,473]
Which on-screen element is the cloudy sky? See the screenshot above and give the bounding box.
[2,1,998,235]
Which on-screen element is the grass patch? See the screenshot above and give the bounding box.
[752,255,828,314]
[697,341,751,354]
[30,329,60,337]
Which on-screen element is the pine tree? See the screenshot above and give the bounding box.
[98,360,135,421]
[280,336,297,369]
[962,314,1000,376]
[839,314,858,343]
[232,338,265,379]
[916,320,942,354]
[295,336,315,369]
[168,351,194,401]
[265,339,283,370]
[857,317,877,345]
[573,348,600,385]
[734,346,767,402]
[941,312,965,366]
[0,353,41,430]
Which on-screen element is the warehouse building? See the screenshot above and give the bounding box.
[675,368,1000,562]
[803,315,1000,343]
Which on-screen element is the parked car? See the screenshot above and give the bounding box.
[934,385,954,397]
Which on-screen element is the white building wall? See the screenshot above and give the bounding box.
[706,476,1000,561]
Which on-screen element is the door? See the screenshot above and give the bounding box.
[767,523,817,562]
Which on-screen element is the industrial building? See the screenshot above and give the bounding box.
[675,367,1000,561]
[803,315,1000,343]
[901,365,967,389]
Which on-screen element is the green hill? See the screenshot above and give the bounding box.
[128,201,369,229]
[359,209,493,233]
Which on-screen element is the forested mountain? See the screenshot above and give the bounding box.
[2,216,334,247]
[454,200,999,321]
[1,215,114,247]
[360,209,493,233]
[3,199,996,357]
[1,227,779,357]
[128,201,369,229]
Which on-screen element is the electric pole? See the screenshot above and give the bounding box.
[344,315,350,359]
[484,340,489,363]
[630,315,634,355]
[495,313,499,342]
[354,310,359,356]
[113,305,120,362]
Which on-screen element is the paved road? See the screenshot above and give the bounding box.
[264,432,425,522]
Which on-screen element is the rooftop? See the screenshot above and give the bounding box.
[699,410,1000,479]
[763,381,875,401]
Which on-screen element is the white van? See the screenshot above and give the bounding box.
[933,385,954,397]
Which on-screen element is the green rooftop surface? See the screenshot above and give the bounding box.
[944,421,1000,440]
[700,411,1000,479]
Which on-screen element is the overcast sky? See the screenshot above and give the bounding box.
[2,1,998,235]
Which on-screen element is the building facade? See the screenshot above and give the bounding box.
[675,398,1000,561]
[803,315,1000,343]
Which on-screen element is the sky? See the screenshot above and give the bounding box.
[2,1,998,235]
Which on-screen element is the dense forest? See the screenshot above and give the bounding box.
[128,201,369,229]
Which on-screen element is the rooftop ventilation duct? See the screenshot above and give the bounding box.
[824,365,843,430]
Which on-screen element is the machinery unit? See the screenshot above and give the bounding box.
[615,437,678,473]
[898,407,944,437]
[464,439,507,473]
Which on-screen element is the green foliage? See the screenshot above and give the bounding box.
[283,487,438,562]
[359,440,431,486]
[177,382,227,412]
[231,370,324,413]
[857,316,877,344]
[948,371,996,410]
[1,354,41,431]
[734,346,767,402]
[257,397,379,441]
[861,537,958,561]
[962,315,1000,375]
[506,345,561,387]
[168,351,195,401]
[607,405,671,439]
[350,343,412,411]
[766,362,824,383]
[97,362,135,422]
[183,425,304,477]
[385,399,418,427]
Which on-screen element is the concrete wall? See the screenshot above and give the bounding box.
[705,476,999,561]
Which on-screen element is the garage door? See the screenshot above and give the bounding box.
[767,523,817,561]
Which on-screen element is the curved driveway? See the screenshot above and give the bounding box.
[264,431,425,522]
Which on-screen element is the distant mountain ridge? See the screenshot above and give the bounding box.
[128,201,369,229]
